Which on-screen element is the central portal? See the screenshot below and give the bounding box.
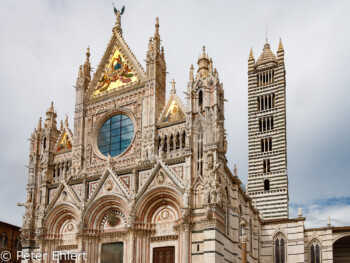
[101,242,124,263]
[153,246,175,263]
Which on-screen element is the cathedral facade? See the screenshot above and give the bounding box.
[19,10,350,263]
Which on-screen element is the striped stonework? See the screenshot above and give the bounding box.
[247,39,289,220]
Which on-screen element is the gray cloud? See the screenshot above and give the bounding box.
[0,0,349,227]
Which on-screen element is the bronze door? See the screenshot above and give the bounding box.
[153,246,175,263]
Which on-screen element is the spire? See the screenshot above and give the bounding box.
[45,102,57,129]
[48,102,55,113]
[255,39,278,69]
[170,79,176,94]
[277,37,285,61]
[248,48,255,72]
[278,38,284,51]
[153,17,160,50]
[60,120,63,131]
[197,46,210,78]
[83,46,91,80]
[189,64,194,81]
[249,48,254,60]
[65,114,69,126]
[234,164,237,177]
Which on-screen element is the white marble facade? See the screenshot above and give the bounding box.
[19,11,350,263]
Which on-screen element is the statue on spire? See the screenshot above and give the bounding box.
[113,4,125,17]
[113,4,125,34]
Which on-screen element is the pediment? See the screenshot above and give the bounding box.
[86,168,130,208]
[137,161,185,198]
[47,182,81,210]
[85,31,146,100]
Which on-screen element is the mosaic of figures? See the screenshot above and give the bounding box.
[56,132,72,152]
[95,48,138,95]
[161,100,185,124]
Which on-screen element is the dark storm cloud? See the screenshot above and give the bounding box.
[0,0,349,227]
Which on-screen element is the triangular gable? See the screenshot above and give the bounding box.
[86,168,130,208]
[137,161,185,199]
[54,124,74,153]
[86,31,146,99]
[47,182,81,211]
[158,93,186,125]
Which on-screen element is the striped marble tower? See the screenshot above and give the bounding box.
[247,39,289,220]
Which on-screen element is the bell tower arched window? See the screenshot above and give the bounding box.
[264,179,270,191]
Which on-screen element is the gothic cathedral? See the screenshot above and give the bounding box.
[19,9,350,263]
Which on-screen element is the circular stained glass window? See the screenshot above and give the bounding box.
[97,114,134,157]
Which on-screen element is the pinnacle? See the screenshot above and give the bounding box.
[189,64,194,81]
[170,79,176,94]
[48,102,54,113]
[86,46,90,59]
[155,17,159,30]
[37,117,42,130]
[278,38,284,51]
[249,48,254,60]
[154,17,160,37]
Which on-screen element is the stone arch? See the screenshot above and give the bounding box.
[84,194,129,231]
[45,203,79,238]
[333,234,350,263]
[135,186,183,223]
[333,233,350,244]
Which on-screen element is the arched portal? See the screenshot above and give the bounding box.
[333,235,350,262]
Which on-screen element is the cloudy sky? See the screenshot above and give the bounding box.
[0,0,349,228]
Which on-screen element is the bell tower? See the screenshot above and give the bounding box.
[247,39,289,219]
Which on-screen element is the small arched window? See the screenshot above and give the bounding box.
[198,90,203,111]
[274,234,286,263]
[310,240,321,263]
[264,179,270,191]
